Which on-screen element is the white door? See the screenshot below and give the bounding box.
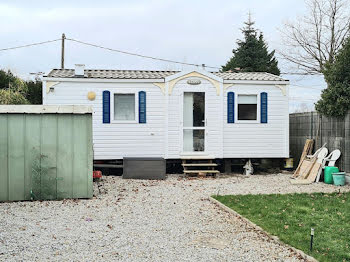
[182,92,206,153]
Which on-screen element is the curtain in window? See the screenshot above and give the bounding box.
[114,94,135,120]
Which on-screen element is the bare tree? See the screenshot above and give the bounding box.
[293,102,314,113]
[280,0,350,74]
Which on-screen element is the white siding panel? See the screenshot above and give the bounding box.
[223,84,289,158]
[43,81,165,159]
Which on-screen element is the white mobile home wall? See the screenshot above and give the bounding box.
[43,81,166,160]
[224,84,289,158]
[43,72,289,160]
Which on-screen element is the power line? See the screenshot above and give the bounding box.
[66,38,221,70]
[0,39,61,52]
[0,36,328,76]
[66,38,324,74]
[0,36,221,70]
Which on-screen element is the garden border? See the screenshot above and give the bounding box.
[208,196,317,262]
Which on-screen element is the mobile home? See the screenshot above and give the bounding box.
[43,65,289,166]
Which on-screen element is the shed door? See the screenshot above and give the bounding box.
[182,92,205,152]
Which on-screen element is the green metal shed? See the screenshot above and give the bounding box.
[0,105,93,201]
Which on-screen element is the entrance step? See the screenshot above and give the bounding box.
[184,170,220,174]
[181,157,220,177]
[180,155,215,160]
[182,163,218,167]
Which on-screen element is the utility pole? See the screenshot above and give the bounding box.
[61,33,66,69]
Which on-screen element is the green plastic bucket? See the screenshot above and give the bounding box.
[333,172,346,186]
[324,166,339,184]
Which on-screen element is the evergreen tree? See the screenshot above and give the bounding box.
[0,69,43,104]
[0,69,17,89]
[222,15,280,75]
[26,79,42,104]
[315,37,350,118]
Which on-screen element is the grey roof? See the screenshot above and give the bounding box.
[46,69,177,79]
[45,69,288,82]
[213,72,287,81]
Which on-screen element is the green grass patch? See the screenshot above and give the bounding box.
[213,192,350,262]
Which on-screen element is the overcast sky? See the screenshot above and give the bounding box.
[0,0,325,111]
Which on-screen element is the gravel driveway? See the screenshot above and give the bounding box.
[1,173,349,261]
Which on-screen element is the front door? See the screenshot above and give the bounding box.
[183,92,205,152]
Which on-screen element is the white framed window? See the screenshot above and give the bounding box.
[237,94,258,121]
[112,93,138,122]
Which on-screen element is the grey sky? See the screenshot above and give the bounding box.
[0,0,325,111]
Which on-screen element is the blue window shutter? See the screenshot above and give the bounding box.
[261,92,268,123]
[139,91,146,123]
[102,91,110,123]
[227,92,235,123]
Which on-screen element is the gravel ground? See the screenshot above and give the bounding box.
[1,173,349,262]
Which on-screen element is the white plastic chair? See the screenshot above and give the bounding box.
[323,149,341,167]
[315,149,341,182]
[316,148,329,164]
[306,144,328,159]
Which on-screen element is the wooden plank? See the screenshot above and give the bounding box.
[73,115,89,198]
[297,160,312,179]
[184,170,220,173]
[180,156,215,160]
[182,163,218,167]
[306,162,322,182]
[291,162,321,185]
[293,139,314,178]
[24,115,41,200]
[57,115,73,199]
[0,115,8,201]
[8,115,25,201]
[299,159,316,179]
[41,114,57,200]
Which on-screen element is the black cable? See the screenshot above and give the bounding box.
[66,38,221,70]
[0,36,320,77]
[0,39,61,52]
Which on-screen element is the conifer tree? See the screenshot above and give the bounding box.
[222,15,280,75]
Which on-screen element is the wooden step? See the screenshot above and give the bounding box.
[182,163,218,167]
[184,170,220,174]
[180,156,215,160]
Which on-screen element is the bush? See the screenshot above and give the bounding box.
[0,89,29,104]
[0,69,42,105]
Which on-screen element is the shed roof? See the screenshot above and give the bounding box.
[0,105,92,114]
[45,69,288,82]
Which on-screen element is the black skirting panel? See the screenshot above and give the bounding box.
[122,157,166,180]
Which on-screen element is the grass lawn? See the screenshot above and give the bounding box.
[213,192,350,262]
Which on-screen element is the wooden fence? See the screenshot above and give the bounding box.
[289,112,350,173]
